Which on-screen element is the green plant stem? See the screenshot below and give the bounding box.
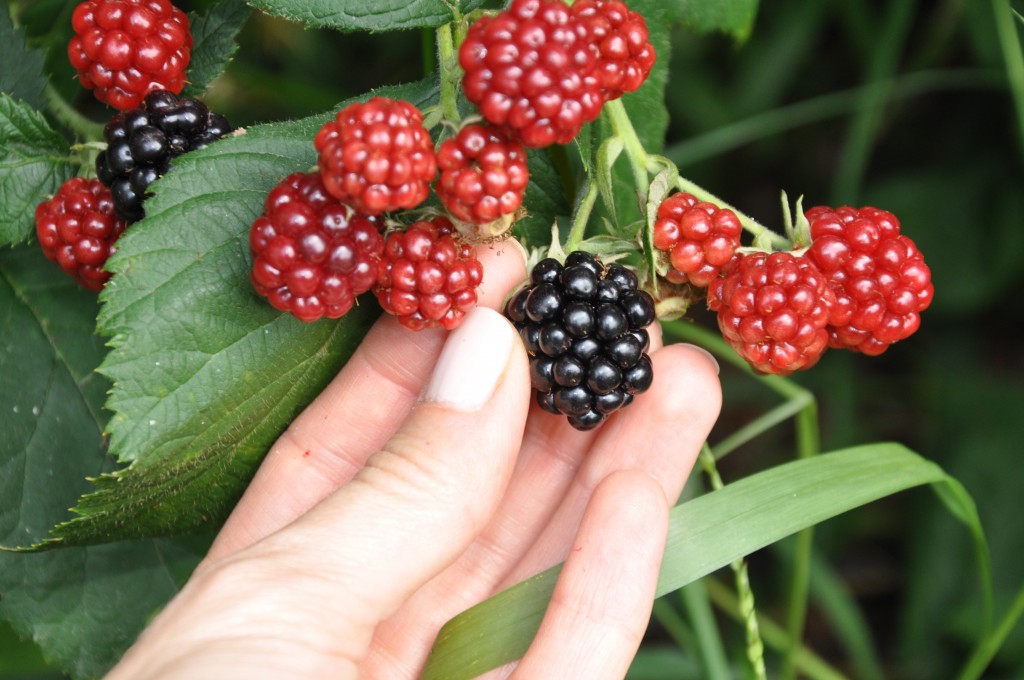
[436,23,461,123]
[780,371,821,680]
[992,0,1024,157]
[957,579,1024,680]
[651,598,698,654]
[713,393,814,459]
[680,580,732,680]
[831,0,915,204]
[705,578,851,680]
[43,83,103,141]
[565,179,598,252]
[604,98,650,196]
[675,176,790,250]
[699,446,768,680]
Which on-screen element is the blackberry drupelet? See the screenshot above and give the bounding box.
[504,251,655,431]
[95,89,232,222]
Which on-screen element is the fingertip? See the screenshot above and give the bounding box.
[475,238,528,310]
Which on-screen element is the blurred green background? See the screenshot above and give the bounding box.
[4,0,1022,677]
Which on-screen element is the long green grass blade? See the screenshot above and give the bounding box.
[423,444,982,679]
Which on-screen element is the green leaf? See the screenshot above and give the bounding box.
[0,245,208,679]
[514,148,573,250]
[247,0,487,32]
[182,0,252,98]
[422,444,988,679]
[671,0,760,42]
[0,2,48,111]
[0,95,76,248]
[23,80,440,549]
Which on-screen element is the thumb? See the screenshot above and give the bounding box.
[244,305,531,652]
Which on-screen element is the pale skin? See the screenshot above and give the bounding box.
[105,240,722,680]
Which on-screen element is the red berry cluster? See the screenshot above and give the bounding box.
[459,0,655,148]
[35,178,128,291]
[652,191,934,375]
[805,205,934,356]
[68,0,192,111]
[249,98,490,328]
[653,192,742,288]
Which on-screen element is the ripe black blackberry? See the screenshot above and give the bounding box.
[504,251,656,431]
[95,90,232,223]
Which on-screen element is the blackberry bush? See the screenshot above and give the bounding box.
[6,1,1008,680]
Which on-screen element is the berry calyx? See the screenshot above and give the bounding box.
[652,192,742,287]
[804,205,934,355]
[571,0,656,100]
[314,97,437,216]
[374,217,484,331]
[249,172,385,323]
[459,0,604,148]
[68,0,192,111]
[707,250,836,376]
[95,89,233,223]
[35,177,128,291]
[435,123,529,234]
[504,251,656,431]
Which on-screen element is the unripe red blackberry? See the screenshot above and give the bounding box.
[68,0,192,111]
[435,123,529,231]
[35,177,128,290]
[374,217,484,331]
[707,251,836,376]
[459,0,604,148]
[571,0,656,100]
[804,205,934,355]
[653,192,742,288]
[505,251,655,431]
[314,97,437,216]
[249,172,385,323]
[95,89,233,223]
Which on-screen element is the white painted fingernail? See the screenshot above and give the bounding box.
[421,307,516,411]
[680,343,720,375]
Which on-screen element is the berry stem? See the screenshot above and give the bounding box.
[604,98,650,195]
[676,176,791,250]
[436,22,462,124]
[564,178,598,253]
[44,83,104,141]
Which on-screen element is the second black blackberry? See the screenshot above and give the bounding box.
[505,251,656,431]
[96,90,233,223]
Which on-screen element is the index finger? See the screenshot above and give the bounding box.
[207,239,527,561]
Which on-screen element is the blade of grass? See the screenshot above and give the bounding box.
[992,0,1024,157]
[664,69,999,169]
[679,581,732,680]
[831,0,916,204]
[422,444,976,679]
[957,580,1024,680]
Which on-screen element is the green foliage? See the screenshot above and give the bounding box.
[248,0,489,32]
[0,3,48,111]
[182,0,253,98]
[0,96,75,247]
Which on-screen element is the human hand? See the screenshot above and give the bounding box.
[105,241,722,680]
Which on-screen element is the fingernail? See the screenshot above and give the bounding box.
[680,343,720,375]
[504,236,529,266]
[421,307,516,411]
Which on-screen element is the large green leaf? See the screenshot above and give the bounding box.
[0,1,48,111]
[0,245,209,679]
[422,444,989,679]
[0,95,76,247]
[182,0,252,98]
[248,0,488,32]
[20,80,439,549]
